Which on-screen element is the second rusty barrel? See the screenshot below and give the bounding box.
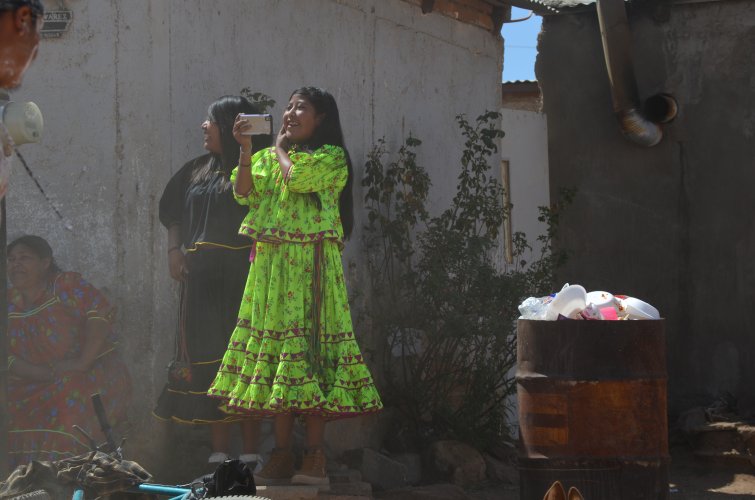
[516,319,669,500]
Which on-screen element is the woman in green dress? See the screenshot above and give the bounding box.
[208,87,382,486]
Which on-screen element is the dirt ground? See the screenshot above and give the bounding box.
[667,446,755,499]
[465,445,755,500]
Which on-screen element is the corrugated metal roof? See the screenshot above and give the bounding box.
[498,0,731,16]
[491,0,590,13]
[498,0,624,14]
[526,0,597,7]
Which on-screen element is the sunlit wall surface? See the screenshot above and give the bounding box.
[6,0,503,475]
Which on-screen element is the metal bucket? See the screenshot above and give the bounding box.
[516,319,669,499]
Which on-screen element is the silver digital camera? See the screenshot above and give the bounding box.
[239,113,273,136]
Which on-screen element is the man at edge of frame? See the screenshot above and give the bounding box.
[0,0,44,477]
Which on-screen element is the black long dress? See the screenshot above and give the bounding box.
[153,154,251,423]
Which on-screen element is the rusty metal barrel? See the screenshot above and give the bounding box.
[516,319,669,500]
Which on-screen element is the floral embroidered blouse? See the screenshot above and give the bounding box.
[231,145,348,246]
[7,272,116,368]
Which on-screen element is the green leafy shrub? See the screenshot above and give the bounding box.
[363,111,573,450]
[240,88,276,113]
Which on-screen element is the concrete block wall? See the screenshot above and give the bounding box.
[7,0,502,471]
[501,108,549,259]
[538,0,755,416]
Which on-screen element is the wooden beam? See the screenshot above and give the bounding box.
[491,5,510,33]
[403,0,500,31]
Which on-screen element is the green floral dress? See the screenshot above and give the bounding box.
[208,145,382,418]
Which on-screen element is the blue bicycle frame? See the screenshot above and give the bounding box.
[69,394,199,500]
[73,483,193,500]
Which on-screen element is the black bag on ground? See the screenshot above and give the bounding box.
[204,460,256,497]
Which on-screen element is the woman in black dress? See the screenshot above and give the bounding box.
[154,95,271,467]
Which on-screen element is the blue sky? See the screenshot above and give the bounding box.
[501,7,542,82]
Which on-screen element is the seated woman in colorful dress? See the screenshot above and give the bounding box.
[6,235,132,468]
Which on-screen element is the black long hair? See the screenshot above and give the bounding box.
[0,0,44,20]
[193,95,272,184]
[289,87,354,239]
[8,234,60,278]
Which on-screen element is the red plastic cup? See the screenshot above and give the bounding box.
[600,307,619,321]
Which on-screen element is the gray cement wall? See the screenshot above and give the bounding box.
[7,0,502,476]
[501,108,549,258]
[537,0,755,416]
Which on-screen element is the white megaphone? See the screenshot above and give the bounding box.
[0,89,43,145]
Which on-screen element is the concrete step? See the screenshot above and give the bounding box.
[682,420,755,475]
[693,449,754,471]
[326,481,372,497]
[695,428,742,453]
[255,480,373,499]
[255,485,319,500]
[317,495,371,500]
[328,469,363,484]
[688,421,755,455]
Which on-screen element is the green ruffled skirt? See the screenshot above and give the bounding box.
[208,239,382,418]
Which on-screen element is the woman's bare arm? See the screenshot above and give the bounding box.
[9,356,53,381]
[233,114,255,196]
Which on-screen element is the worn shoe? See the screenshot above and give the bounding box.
[543,481,567,500]
[253,448,294,486]
[567,486,584,500]
[291,447,330,486]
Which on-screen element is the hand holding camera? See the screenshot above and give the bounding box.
[232,114,253,152]
[234,113,273,155]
